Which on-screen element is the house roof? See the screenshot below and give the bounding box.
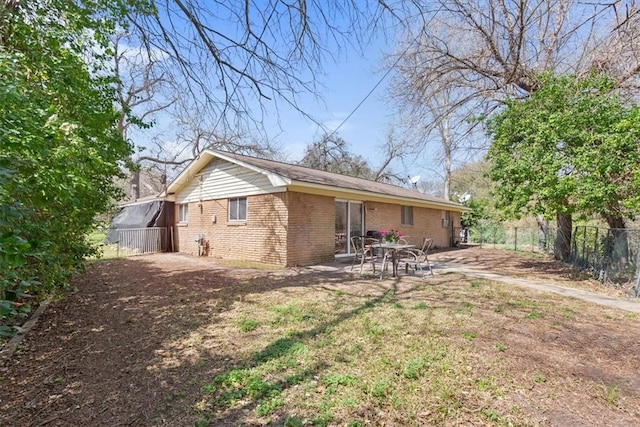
[166,149,469,211]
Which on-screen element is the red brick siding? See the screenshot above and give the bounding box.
[246,193,288,265]
[174,194,289,265]
[174,192,336,267]
[363,202,460,248]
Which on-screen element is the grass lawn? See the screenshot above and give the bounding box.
[2,253,639,426]
[87,229,121,259]
[183,273,639,426]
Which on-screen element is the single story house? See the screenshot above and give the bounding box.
[165,149,468,267]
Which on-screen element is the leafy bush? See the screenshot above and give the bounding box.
[0,0,146,336]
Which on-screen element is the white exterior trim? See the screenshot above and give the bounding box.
[166,150,469,212]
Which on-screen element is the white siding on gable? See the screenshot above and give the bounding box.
[175,159,284,203]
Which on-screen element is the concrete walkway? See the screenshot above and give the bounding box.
[435,261,640,314]
[308,256,640,314]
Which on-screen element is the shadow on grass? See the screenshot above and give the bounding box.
[0,254,432,426]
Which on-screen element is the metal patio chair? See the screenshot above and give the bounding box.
[350,236,378,275]
[399,237,434,278]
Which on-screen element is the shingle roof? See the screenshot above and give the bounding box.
[209,150,466,211]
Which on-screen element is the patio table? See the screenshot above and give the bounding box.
[377,242,416,278]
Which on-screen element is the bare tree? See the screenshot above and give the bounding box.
[109,1,416,199]
[135,103,280,187]
[402,1,640,98]
[113,31,179,200]
[389,0,640,259]
[113,31,177,142]
[390,80,486,200]
[370,127,414,184]
[299,132,376,178]
[124,1,400,137]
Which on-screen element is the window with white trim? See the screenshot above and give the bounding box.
[229,197,247,221]
[177,203,188,223]
[401,206,413,225]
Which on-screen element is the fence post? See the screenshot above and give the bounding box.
[514,227,518,252]
[530,227,534,252]
[493,227,496,249]
[545,222,550,253]
[593,227,599,271]
[581,227,587,267]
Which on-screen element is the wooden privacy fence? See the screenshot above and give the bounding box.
[105,227,169,257]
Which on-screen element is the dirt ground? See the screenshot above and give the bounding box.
[431,246,635,299]
[1,246,639,426]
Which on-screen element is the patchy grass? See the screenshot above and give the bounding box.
[4,251,640,426]
[87,230,121,259]
[184,275,640,426]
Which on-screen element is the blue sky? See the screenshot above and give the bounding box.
[128,22,400,169]
[263,39,397,166]
[124,5,453,187]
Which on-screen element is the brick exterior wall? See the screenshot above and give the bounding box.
[175,193,288,265]
[363,201,461,248]
[285,192,335,266]
[174,192,335,267]
[174,192,461,267]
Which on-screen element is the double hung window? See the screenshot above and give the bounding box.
[178,204,188,223]
[401,206,413,226]
[229,197,247,221]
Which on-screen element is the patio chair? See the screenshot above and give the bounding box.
[350,236,378,275]
[399,237,434,278]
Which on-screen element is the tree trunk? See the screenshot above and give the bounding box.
[603,213,628,267]
[554,213,572,262]
[603,213,626,230]
[130,169,140,200]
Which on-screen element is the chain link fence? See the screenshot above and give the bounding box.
[465,222,640,297]
[572,226,640,296]
[466,223,556,255]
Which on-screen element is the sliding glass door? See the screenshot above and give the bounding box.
[335,200,363,255]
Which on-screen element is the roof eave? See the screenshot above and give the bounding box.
[287,180,471,212]
[165,149,291,199]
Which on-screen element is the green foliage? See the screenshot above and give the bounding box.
[533,374,546,383]
[461,331,476,340]
[370,378,392,400]
[481,408,503,423]
[526,311,542,320]
[402,357,426,380]
[240,318,259,332]
[486,73,640,226]
[201,367,285,417]
[604,384,619,405]
[451,160,500,227]
[461,198,492,228]
[322,373,359,387]
[0,0,147,333]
